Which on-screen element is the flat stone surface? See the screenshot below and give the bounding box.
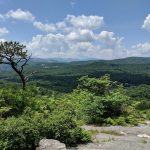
[67,122,150,150]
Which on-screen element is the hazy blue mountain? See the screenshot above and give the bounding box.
[30,57,150,64]
[1,57,150,71]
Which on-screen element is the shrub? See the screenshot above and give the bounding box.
[81,89,129,124]
[138,100,150,110]
[105,117,116,126]
[71,75,130,125]
[126,115,139,126]
[114,117,127,126]
[0,117,40,150]
[78,74,113,96]
[0,86,40,118]
[0,88,91,150]
[0,111,90,150]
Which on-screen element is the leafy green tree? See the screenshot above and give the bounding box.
[78,74,116,96]
[0,41,31,90]
[74,75,130,124]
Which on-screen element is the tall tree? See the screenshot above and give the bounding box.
[0,41,31,90]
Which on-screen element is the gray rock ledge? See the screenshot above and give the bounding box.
[37,139,66,150]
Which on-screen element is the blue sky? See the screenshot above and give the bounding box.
[0,0,150,59]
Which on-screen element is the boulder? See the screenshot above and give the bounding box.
[37,139,67,150]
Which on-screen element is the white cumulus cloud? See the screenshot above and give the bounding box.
[65,15,104,29]
[33,21,57,32]
[142,14,150,31]
[67,29,94,42]
[98,31,123,49]
[33,15,104,33]
[26,29,125,60]
[0,27,9,36]
[130,42,150,56]
[2,9,147,59]
[6,8,35,22]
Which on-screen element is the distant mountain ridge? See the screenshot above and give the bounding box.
[106,57,150,64]
[1,56,150,91]
[1,57,150,70]
[30,57,150,64]
[1,57,150,71]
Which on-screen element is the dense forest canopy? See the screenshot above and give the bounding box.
[1,56,150,92]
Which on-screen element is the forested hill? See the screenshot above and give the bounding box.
[103,57,150,64]
[1,57,150,92]
[69,57,150,65]
[110,57,150,64]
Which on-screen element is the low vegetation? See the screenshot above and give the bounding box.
[0,86,90,149]
[0,74,150,149]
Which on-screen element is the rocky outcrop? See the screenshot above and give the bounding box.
[37,122,150,150]
[37,139,66,150]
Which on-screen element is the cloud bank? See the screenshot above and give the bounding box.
[27,14,125,59]
[1,9,150,60]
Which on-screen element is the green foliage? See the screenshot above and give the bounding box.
[0,86,90,150]
[71,75,130,124]
[0,86,40,118]
[112,117,127,126]
[0,117,41,150]
[126,84,150,120]
[0,112,90,150]
[69,75,149,126]
[127,84,150,100]
[126,115,139,126]
[1,72,150,149]
[0,41,30,90]
[81,89,129,124]
[78,74,113,95]
[2,57,150,93]
[0,41,27,58]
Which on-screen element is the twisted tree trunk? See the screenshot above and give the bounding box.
[11,62,26,90]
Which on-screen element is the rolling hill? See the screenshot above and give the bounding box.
[0,57,150,92]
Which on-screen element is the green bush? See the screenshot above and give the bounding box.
[113,117,127,126]
[0,111,90,150]
[0,117,40,150]
[138,100,150,110]
[0,86,91,150]
[72,75,130,124]
[0,86,40,118]
[78,74,113,96]
[82,91,129,124]
[126,115,139,126]
[1,74,150,150]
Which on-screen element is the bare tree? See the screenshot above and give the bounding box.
[0,41,31,90]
